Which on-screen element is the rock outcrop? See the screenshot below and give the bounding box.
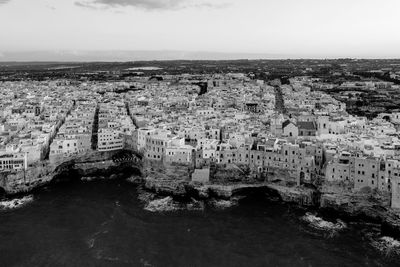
[0,163,59,195]
[0,150,142,195]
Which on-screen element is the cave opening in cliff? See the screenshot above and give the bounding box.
[0,186,5,198]
[237,187,282,205]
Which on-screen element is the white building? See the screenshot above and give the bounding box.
[0,152,28,171]
[165,145,194,163]
[97,128,123,152]
[137,127,156,151]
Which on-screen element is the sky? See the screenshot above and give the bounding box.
[0,0,400,60]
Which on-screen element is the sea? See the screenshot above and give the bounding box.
[0,180,399,267]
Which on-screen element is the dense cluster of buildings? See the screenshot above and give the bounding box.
[0,81,75,169]
[2,73,400,208]
[123,74,400,208]
[49,100,95,163]
[97,99,135,152]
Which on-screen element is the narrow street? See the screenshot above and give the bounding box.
[91,103,100,150]
[125,101,138,128]
[274,85,287,114]
[44,100,76,160]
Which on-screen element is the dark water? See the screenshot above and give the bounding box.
[0,180,398,267]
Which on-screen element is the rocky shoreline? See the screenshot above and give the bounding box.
[140,174,400,241]
[2,155,400,245]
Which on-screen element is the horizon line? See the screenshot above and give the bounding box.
[1,50,400,62]
[1,58,400,63]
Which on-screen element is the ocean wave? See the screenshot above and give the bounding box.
[140,258,154,267]
[208,199,238,209]
[302,212,347,232]
[144,197,181,212]
[81,176,96,182]
[0,195,34,210]
[372,236,400,256]
[143,196,205,212]
[137,189,156,204]
[186,198,205,211]
[87,238,95,249]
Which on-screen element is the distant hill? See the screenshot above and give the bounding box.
[0,50,292,62]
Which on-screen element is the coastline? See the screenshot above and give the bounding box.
[1,152,400,242]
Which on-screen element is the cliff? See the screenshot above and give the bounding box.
[140,161,400,240]
[0,163,57,195]
[3,154,400,242]
[319,182,391,222]
[0,149,142,195]
[141,160,192,198]
[141,160,316,205]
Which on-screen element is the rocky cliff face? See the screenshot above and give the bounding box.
[140,161,400,240]
[319,182,392,223]
[318,185,400,239]
[141,160,192,198]
[3,154,400,241]
[0,150,142,195]
[141,160,317,206]
[0,163,58,195]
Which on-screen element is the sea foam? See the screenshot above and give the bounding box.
[0,195,34,210]
[144,197,180,212]
[302,212,347,231]
[372,236,400,255]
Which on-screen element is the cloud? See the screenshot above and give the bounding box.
[191,2,231,9]
[75,0,229,10]
[46,5,56,10]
